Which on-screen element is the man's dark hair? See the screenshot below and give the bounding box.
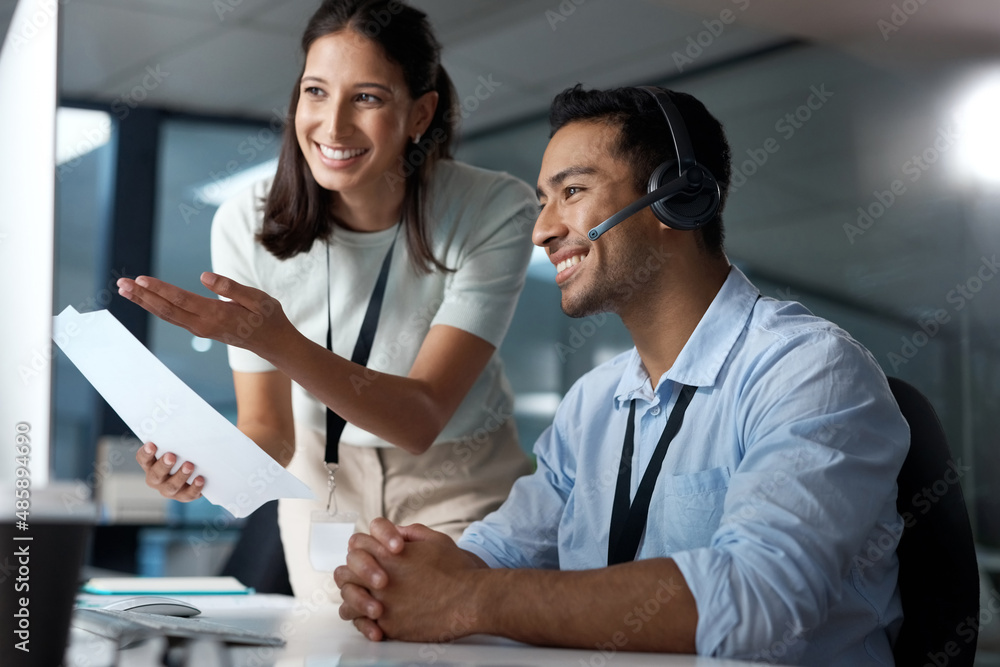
[549,85,732,255]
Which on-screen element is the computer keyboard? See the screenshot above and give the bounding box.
[72,608,285,648]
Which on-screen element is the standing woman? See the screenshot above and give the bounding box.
[117,0,535,602]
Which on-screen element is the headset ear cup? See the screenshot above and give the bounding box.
[647,161,721,231]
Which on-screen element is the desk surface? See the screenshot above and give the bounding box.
[69,594,758,666]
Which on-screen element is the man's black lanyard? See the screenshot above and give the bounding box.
[608,383,697,566]
[324,229,399,464]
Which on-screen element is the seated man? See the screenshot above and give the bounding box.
[335,84,908,665]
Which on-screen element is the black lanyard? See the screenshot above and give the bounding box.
[324,230,399,464]
[608,383,697,566]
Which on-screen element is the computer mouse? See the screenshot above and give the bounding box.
[101,596,201,617]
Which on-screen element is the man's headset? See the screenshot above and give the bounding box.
[587,86,721,241]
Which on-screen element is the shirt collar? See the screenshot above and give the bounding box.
[614,266,760,404]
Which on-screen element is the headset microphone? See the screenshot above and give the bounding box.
[587,86,721,241]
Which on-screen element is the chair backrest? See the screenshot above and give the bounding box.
[888,376,979,667]
[219,500,293,595]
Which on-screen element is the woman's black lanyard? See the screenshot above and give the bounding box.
[608,383,697,566]
[324,227,400,466]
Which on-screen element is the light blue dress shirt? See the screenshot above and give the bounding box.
[458,266,909,665]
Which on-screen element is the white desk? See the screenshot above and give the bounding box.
[69,594,758,666]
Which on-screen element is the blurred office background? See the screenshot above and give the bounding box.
[2,0,998,658]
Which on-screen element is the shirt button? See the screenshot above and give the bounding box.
[650,406,661,416]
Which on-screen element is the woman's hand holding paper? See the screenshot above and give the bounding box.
[136,442,204,502]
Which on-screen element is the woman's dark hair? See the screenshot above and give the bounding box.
[549,85,732,256]
[259,0,458,272]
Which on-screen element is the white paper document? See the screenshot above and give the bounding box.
[52,306,314,517]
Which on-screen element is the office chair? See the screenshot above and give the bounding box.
[888,376,979,666]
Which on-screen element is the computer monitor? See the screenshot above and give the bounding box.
[1,11,94,664]
[0,0,57,495]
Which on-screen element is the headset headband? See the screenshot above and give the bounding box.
[636,86,696,175]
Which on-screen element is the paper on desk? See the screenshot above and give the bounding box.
[52,306,313,518]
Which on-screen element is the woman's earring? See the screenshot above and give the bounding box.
[413,133,422,144]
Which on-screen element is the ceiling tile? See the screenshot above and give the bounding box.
[76,0,277,22]
[138,26,302,117]
[416,0,551,45]
[60,1,216,94]
[570,27,779,92]
[250,0,318,32]
[442,0,722,91]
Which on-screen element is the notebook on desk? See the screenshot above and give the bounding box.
[82,576,252,595]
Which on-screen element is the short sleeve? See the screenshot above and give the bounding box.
[429,175,536,347]
[210,183,277,374]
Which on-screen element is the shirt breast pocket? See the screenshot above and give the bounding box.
[648,466,732,555]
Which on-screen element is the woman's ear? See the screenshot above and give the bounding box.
[410,90,439,139]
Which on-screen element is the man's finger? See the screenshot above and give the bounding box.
[344,547,390,590]
[334,560,378,589]
[369,517,405,553]
[397,522,437,543]
[338,582,384,621]
[353,617,384,642]
[347,531,394,558]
